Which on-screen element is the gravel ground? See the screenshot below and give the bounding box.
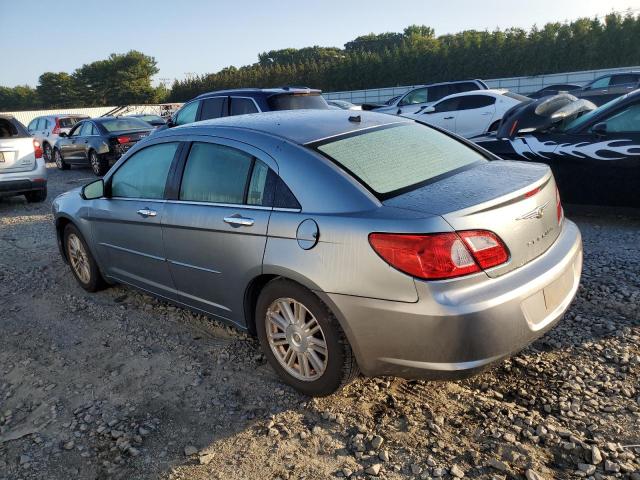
[0,164,639,480]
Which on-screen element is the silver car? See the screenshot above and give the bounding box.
[27,115,88,162]
[52,110,583,396]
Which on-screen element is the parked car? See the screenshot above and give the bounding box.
[573,72,640,106]
[528,84,582,99]
[0,115,47,202]
[327,100,361,110]
[401,89,530,138]
[53,117,153,176]
[159,87,329,131]
[371,79,489,115]
[474,91,640,208]
[126,114,167,128]
[27,115,88,161]
[53,110,582,396]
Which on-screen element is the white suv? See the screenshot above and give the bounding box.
[27,115,88,161]
[0,115,48,202]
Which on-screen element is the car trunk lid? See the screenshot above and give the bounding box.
[383,160,562,277]
[108,129,152,155]
[0,137,36,173]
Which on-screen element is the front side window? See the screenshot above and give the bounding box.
[80,123,95,136]
[111,142,178,199]
[611,74,639,86]
[175,101,200,126]
[598,103,640,133]
[201,97,228,120]
[400,88,428,106]
[316,123,485,197]
[230,98,259,115]
[588,77,611,89]
[69,123,83,137]
[180,142,253,204]
[433,98,460,113]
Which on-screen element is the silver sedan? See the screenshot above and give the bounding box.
[52,110,583,397]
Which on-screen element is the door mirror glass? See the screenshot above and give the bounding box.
[592,122,607,135]
[81,179,104,200]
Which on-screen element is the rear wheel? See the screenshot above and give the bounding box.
[43,143,52,162]
[54,149,69,170]
[25,188,47,203]
[256,279,359,397]
[89,150,109,176]
[64,224,105,292]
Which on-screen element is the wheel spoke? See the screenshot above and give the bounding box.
[268,312,289,332]
[304,318,320,335]
[278,300,296,325]
[308,338,327,356]
[294,302,306,325]
[301,353,311,377]
[307,349,325,374]
[285,348,296,367]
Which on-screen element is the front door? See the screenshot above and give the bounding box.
[421,97,460,133]
[62,122,85,161]
[162,140,274,324]
[90,141,181,298]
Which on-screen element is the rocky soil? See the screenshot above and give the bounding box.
[0,165,638,480]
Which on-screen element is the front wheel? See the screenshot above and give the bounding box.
[256,279,359,397]
[54,149,69,170]
[63,224,105,292]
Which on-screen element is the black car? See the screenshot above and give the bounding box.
[528,84,582,99]
[161,87,329,130]
[53,117,152,176]
[474,91,640,208]
[126,114,167,128]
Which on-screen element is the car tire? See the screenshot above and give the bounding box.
[63,223,105,292]
[25,188,47,203]
[89,150,109,176]
[54,149,70,170]
[256,279,359,397]
[43,143,52,162]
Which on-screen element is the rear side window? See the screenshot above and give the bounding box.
[315,123,485,198]
[459,95,495,110]
[611,74,640,86]
[180,143,253,204]
[230,98,259,115]
[267,94,329,110]
[111,143,179,199]
[201,97,228,120]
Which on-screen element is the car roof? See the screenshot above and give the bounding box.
[406,79,486,90]
[173,109,411,145]
[195,87,321,100]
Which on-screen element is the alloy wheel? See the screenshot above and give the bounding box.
[265,297,328,381]
[90,152,100,175]
[44,143,52,161]
[67,233,91,284]
[54,150,62,169]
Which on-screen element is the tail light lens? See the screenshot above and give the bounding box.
[33,139,43,159]
[369,230,509,280]
[116,136,131,144]
[556,186,563,225]
[52,118,61,135]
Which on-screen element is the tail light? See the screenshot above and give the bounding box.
[116,136,131,144]
[33,139,43,159]
[51,118,61,135]
[369,230,509,280]
[556,186,563,225]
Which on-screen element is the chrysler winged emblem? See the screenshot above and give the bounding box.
[517,201,550,221]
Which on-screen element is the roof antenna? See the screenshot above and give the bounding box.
[348,115,361,123]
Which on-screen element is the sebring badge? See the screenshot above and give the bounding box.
[517,201,550,221]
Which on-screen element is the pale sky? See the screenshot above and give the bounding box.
[1,0,639,87]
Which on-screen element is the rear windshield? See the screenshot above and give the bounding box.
[135,115,164,123]
[0,118,29,138]
[502,92,530,102]
[59,117,85,128]
[267,93,329,111]
[100,118,151,132]
[315,123,486,198]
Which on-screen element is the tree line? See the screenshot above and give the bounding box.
[2,12,639,111]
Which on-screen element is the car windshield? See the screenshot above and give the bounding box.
[315,123,486,198]
[267,93,329,110]
[562,95,626,131]
[100,118,151,132]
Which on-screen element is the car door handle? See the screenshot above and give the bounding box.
[224,215,254,227]
[481,112,492,115]
[444,116,454,120]
[137,208,157,218]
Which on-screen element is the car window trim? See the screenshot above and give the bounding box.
[229,96,261,114]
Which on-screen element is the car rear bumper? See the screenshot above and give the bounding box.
[320,219,583,379]
[0,159,48,197]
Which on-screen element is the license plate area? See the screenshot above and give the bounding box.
[521,267,575,331]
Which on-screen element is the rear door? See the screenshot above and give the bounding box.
[454,95,496,138]
[90,141,181,298]
[162,139,274,322]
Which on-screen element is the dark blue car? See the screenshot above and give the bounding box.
[162,87,329,130]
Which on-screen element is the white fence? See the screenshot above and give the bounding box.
[323,65,640,104]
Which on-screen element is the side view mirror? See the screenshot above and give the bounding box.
[59,132,68,138]
[81,179,105,200]
[592,122,607,136]
[166,117,175,127]
[423,106,436,114]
